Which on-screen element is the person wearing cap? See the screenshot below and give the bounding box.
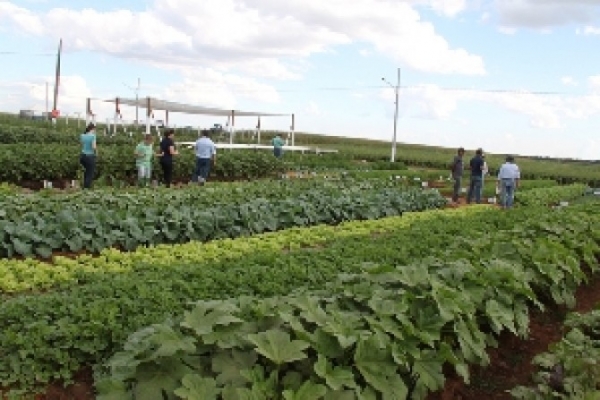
[450,147,465,203]
[80,123,97,189]
[497,155,521,209]
[466,148,485,204]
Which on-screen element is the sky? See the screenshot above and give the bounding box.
[2,0,600,159]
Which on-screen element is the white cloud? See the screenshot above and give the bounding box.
[561,76,578,86]
[305,101,322,116]
[162,68,281,110]
[0,0,486,77]
[579,25,600,34]
[495,0,600,29]
[498,26,518,35]
[404,0,468,17]
[589,75,600,91]
[379,80,600,131]
[385,84,463,120]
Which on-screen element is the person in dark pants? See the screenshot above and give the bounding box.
[158,129,178,187]
[271,134,284,158]
[79,123,97,189]
[467,148,485,204]
[450,147,465,204]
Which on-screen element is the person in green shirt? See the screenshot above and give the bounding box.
[271,134,284,158]
[134,134,155,187]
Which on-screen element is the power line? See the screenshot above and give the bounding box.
[0,51,55,56]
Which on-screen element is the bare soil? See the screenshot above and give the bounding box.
[427,274,600,400]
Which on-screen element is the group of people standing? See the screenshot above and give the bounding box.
[450,147,521,209]
[79,123,217,189]
[133,128,218,188]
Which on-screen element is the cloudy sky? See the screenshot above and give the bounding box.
[2,0,600,158]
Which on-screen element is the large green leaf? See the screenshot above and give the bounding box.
[181,302,244,337]
[173,375,219,400]
[283,381,327,400]
[411,349,446,394]
[354,337,408,400]
[133,358,191,400]
[247,329,310,365]
[314,354,357,391]
[212,349,258,387]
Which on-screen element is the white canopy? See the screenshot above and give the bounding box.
[102,97,291,118]
[87,96,296,145]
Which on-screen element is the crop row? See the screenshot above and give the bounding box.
[0,144,284,183]
[511,309,600,399]
[94,198,600,399]
[2,203,600,395]
[517,184,588,206]
[0,183,447,259]
[0,176,408,214]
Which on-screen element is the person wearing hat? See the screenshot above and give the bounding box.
[80,123,97,189]
[497,155,521,209]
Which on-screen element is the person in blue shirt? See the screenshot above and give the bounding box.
[79,123,97,189]
[466,148,484,204]
[271,134,284,158]
[193,130,217,185]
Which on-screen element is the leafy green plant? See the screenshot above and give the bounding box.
[2,203,600,396]
[516,184,587,207]
[511,310,600,399]
[0,181,447,259]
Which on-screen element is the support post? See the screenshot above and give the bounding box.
[257,116,261,144]
[229,110,235,145]
[85,98,91,126]
[291,114,295,147]
[391,68,400,163]
[146,97,151,135]
[114,97,120,136]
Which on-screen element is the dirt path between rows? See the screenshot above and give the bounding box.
[427,273,600,400]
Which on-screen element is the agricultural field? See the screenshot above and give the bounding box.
[1,112,600,399]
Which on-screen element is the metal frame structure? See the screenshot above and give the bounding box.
[86,96,297,147]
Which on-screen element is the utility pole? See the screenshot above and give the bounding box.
[382,67,401,162]
[124,78,141,127]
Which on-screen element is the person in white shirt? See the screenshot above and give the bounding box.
[481,154,489,198]
[193,130,217,185]
[497,155,520,209]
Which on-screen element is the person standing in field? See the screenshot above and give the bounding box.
[134,134,155,187]
[158,129,178,188]
[497,155,521,209]
[450,147,465,203]
[271,134,284,158]
[193,130,217,185]
[480,153,489,199]
[467,148,485,204]
[80,123,97,189]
